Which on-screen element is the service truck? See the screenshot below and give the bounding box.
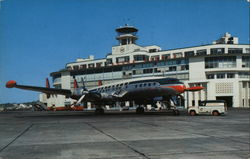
[188,100,227,116]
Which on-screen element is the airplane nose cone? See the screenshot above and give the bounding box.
[6,80,17,88]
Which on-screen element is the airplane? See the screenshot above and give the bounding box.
[6,76,204,114]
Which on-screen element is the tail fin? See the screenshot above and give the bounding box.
[46,78,50,88]
[46,78,50,98]
[74,78,79,89]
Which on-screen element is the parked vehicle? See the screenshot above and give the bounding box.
[188,100,227,116]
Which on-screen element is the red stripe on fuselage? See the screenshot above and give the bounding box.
[161,85,186,93]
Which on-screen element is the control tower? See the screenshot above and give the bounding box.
[116,24,138,45]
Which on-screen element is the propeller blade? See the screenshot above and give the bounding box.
[76,94,86,105]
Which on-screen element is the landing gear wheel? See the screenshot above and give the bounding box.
[173,109,180,116]
[136,107,144,114]
[212,111,219,116]
[190,110,196,116]
[95,108,104,114]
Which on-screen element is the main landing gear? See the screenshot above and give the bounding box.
[95,107,104,114]
[173,109,180,116]
[136,106,145,114]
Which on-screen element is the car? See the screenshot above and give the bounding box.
[188,100,227,116]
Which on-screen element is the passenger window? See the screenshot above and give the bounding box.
[139,84,142,87]
[143,83,147,87]
[148,83,151,86]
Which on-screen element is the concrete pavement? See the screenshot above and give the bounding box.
[0,109,249,159]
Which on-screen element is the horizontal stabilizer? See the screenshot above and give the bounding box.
[6,80,72,97]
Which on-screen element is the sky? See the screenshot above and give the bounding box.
[0,0,249,103]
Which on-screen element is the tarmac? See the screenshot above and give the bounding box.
[0,109,249,159]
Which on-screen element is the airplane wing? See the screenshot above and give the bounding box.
[114,87,178,100]
[6,80,72,97]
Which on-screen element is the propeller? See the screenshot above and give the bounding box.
[75,94,86,106]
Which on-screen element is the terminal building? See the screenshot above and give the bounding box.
[40,25,250,108]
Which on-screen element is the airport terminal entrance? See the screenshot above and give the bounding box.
[216,96,233,107]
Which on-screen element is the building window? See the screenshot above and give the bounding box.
[246,48,250,54]
[242,56,250,67]
[66,66,72,70]
[227,73,235,78]
[162,54,171,60]
[88,63,94,68]
[217,73,225,79]
[184,51,195,57]
[106,58,112,65]
[121,39,127,45]
[206,74,215,79]
[196,49,207,56]
[205,56,236,69]
[150,55,160,61]
[132,70,136,75]
[134,55,149,62]
[169,66,177,72]
[173,52,183,58]
[180,65,185,70]
[143,68,153,74]
[96,63,102,68]
[116,56,129,63]
[239,72,250,78]
[210,48,225,55]
[73,65,79,70]
[149,49,158,53]
[228,48,243,54]
[80,65,87,69]
[142,63,154,68]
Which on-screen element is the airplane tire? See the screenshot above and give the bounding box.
[95,108,104,114]
[173,110,180,116]
[136,107,144,114]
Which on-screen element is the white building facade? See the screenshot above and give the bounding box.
[40,26,250,108]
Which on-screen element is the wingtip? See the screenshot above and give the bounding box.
[6,80,17,88]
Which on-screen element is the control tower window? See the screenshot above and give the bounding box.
[73,65,79,70]
[121,39,127,45]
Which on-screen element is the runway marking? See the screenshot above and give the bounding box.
[0,124,33,152]
[86,122,151,159]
